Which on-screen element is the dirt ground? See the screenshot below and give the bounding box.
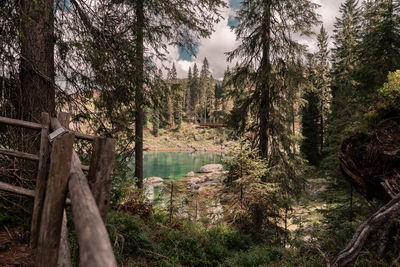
[0,226,35,266]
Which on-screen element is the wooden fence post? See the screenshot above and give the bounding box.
[88,137,116,223]
[36,132,75,267]
[57,112,73,267]
[51,118,117,267]
[57,210,72,267]
[30,112,51,248]
[58,112,70,129]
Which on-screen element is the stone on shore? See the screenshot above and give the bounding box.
[143,177,164,185]
[186,171,195,177]
[199,164,224,173]
[188,177,201,185]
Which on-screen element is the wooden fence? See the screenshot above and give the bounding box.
[0,112,117,267]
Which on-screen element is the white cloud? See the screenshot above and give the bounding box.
[170,0,345,79]
[171,0,239,80]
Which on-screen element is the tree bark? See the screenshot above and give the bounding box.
[134,0,145,188]
[18,0,55,122]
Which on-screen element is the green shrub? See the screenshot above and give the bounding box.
[107,210,154,262]
[222,246,282,267]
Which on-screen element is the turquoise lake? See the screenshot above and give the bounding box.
[141,152,223,179]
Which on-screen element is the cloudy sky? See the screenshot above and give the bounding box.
[168,0,345,80]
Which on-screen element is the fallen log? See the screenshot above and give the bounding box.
[335,117,400,266]
[333,193,400,266]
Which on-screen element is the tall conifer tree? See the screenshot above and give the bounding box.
[357,0,400,99]
[324,0,361,171]
[227,0,319,160]
[227,0,319,236]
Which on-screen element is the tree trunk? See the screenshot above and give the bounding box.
[259,0,272,160]
[134,0,144,188]
[18,0,55,122]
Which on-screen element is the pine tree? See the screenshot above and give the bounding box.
[315,25,331,154]
[319,0,367,243]
[190,63,200,121]
[227,0,319,159]
[301,58,321,165]
[220,66,234,117]
[356,0,400,100]
[323,0,361,172]
[185,67,192,114]
[301,26,331,166]
[166,64,176,128]
[200,57,210,122]
[227,0,319,241]
[170,63,183,127]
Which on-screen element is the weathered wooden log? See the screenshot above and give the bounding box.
[0,148,39,161]
[0,116,42,130]
[0,181,35,197]
[36,132,75,267]
[31,112,51,248]
[57,211,72,267]
[75,132,95,141]
[88,137,115,223]
[69,153,117,267]
[57,112,72,267]
[333,193,400,266]
[51,118,117,267]
[0,182,73,206]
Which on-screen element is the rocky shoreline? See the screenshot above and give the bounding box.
[143,164,226,201]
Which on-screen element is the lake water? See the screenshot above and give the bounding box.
[142,152,223,179]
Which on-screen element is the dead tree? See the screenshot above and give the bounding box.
[334,117,400,266]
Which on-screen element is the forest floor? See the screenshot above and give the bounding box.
[143,122,232,153]
[0,226,34,266]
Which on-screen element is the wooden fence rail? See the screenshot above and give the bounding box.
[0,113,116,267]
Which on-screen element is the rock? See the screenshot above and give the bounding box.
[144,185,154,202]
[311,184,328,201]
[192,184,200,190]
[215,138,222,145]
[177,144,182,148]
[308,178,328,183]
[143,177,164,185]
[194,135,201,141]
[164,137,170,141]
[199,164,224,173]
[188,177,201,185]
[186,171,195,177]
